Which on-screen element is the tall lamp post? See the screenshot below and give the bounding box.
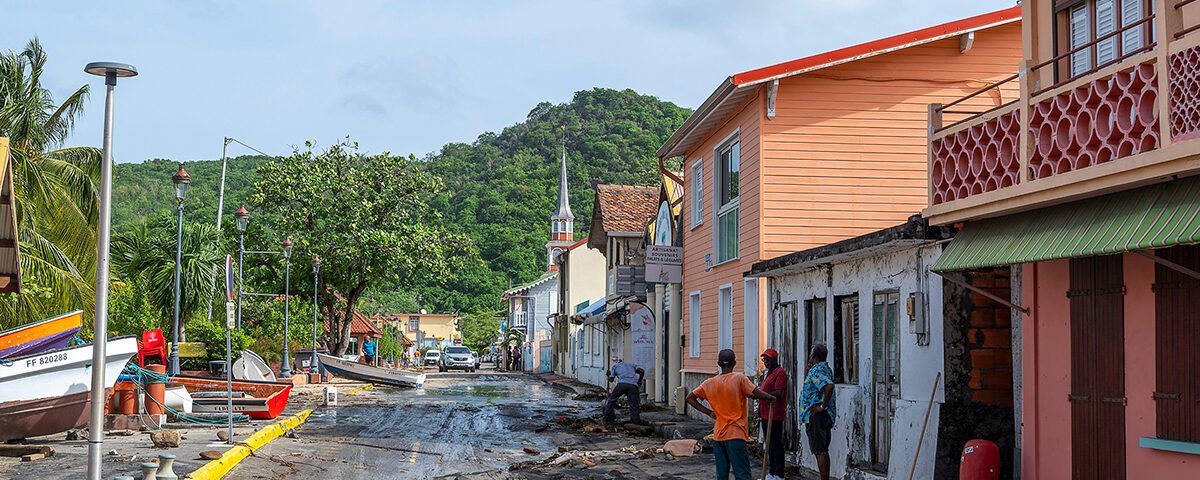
[311,255,321,375]
[234,206,249,329]
[83,61,137,480]
[280,238,294,378]
[168,165,191,376]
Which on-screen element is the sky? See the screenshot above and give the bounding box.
[1,0,1016,163]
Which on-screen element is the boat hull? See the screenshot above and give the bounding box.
[0,310,82,358]
[169,375,292,420]
[317,353,426,388]
[0,336,138,441]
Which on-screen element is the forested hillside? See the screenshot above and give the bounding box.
[110,88,691,314]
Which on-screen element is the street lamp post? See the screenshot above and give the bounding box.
[234,206,249,329]
[280,238,294,378]
[83,60,137,480]
[168,165,191,376]
[311,255,321,376]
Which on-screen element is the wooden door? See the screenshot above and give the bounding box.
[778,301,800,452]
[1152,246,1200,442]
[1068,256,1126,480]
[871,291,901,468]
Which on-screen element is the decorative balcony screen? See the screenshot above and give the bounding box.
[931,109,1021,205]
[1170,44,1200,141]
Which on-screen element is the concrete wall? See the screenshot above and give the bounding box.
[521,279,558,373]
[575,322,608,388]
[565,245,606,315]
[767,243,945,479]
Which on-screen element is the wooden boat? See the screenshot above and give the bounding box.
[0,310,82,359]
[317,353,426,388]
[0,336,138,441]
[169,375,292,420]
[232,349,276,382]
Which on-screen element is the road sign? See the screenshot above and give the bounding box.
[225,301,236,330]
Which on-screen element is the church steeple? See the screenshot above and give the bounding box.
[547,137,575,270]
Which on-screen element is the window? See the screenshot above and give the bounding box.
[718,284,733,350]
[1062,0,1148,79]
[690,160,703,228]
[805,298,827,357]
[689,291,702,357]
[832,295,859,384]
[1152,245,1200,443]
[714,137,739,263]
[408,316,420,332]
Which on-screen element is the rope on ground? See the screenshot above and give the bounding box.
[122,363,252,426]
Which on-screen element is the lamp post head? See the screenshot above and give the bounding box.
[283,238,293,259]
[234,205,250,233]
[313,255,321,273]
[84,61,138,85]
[172,165,191,203]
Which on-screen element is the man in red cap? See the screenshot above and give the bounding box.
[758,348,788,480]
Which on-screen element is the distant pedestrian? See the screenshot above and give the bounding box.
[758,348,788,480]
[686,349,775,480]
[511,346,522,371]
[603,356,645,424]
[800,344,836,480]
[362,338,377,366]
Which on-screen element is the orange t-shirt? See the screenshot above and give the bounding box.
[692,372,756,441]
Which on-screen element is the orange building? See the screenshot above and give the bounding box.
[660,8,1023,400]
[927,0,1200,478]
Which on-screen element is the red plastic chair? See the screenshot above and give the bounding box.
[138,329,167,367]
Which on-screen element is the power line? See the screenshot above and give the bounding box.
[227,137,275,158]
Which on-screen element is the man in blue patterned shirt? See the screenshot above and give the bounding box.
[799,343,835,480]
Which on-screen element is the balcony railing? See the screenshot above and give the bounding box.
[926,2,1200,222]
[511,312,528,330]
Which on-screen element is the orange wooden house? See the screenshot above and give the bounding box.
[658,6,1022,418]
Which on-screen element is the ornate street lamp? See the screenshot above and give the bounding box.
[168,165,191,376]
[311,255,321,376]
[83,60,137,480]
[280,238,294,378]
[234,206,249,329]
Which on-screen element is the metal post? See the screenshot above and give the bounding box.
[169,199,184,376]
[224,319,233,444]
[311,259,320,376]
[236,233,244,329]
[85,72,117,480]
[281,254,292,378]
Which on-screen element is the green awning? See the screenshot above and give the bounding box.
[932,175,1200,272]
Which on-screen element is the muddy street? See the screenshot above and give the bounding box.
[233,372,725,479]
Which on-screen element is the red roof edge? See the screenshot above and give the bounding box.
[731,6,1022,86]
[567,237,589,250]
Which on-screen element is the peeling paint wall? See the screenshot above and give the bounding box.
[766,243,945,479]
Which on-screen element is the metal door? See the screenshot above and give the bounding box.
[871,291,900,468]
[778,301,800,452]
[1069,256,1126,480]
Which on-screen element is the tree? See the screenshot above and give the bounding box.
[460,310,501,353]
[249,139,475,355]
[0,38,101,326]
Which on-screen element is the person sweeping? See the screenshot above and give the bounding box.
[758,348,788,480]
[686,349,776,480]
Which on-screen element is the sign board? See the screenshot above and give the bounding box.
[645,245,683,284]
[629,302,655,374]
[225,302,236,330]
[653,200,674,246]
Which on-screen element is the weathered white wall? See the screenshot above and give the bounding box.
[575,323,608,388]
[523,279,558,372]
[769,243,944,479]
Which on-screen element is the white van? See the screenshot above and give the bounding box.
[423,350,441,366]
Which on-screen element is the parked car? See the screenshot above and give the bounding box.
[423,350,441,366]
[472,351,481,369]
[440,346,476,372]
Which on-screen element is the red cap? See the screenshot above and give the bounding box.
[761,348,779,359]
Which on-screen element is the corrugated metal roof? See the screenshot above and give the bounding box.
[933,176,1200,272]
[0,138,19,293]
[502,271,558,297]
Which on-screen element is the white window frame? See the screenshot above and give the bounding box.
[718,284,733,351]
[690,159,704,229]
[712,131,740,265]
[689,291,702,358]
[742,278,759,376]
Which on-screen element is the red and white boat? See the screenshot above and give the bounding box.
[169,375,293,420]
[0,336,138,441]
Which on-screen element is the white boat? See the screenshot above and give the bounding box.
[316,353,426,388]
[0,336,138,441]
[232,349,276,382]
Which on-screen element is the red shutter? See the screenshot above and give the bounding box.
[1069,255,1126,480]
[1153,246,1200,442]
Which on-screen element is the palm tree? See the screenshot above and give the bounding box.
[0,38,102,326]
[112,220,222,340]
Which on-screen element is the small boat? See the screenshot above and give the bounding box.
[0,310,82,359]
[169,375,292,420]
[0,336,138,441]
[232,349,276,382]
[317,353,426,388]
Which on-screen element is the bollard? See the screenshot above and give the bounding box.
[324,386,338,406]
[139,461,159,480]
[157,453,177,480]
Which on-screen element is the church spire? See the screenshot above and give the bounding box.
[554,137,573,219]
[546,133,575,271]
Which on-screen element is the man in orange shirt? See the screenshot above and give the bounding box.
[686,349,776,480]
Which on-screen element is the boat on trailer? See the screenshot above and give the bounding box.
[169,375,292,420]
[317,353,426,388]
[0,336,138,441]
[0,310,82,359]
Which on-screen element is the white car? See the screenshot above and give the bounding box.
[440,346,476,372]
[423,350,441,366]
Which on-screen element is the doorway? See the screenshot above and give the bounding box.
[778,300,800,452]
[1068,255,1126,480]
[871,290,901,469]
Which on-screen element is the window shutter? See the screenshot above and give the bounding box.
[1096,0,1116,66]
[691,162,703,227]
[1070,4,1092,77]
[1121,0,1144,55]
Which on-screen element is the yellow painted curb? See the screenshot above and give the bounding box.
[185,409,313,479]
[346,384,374,395]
